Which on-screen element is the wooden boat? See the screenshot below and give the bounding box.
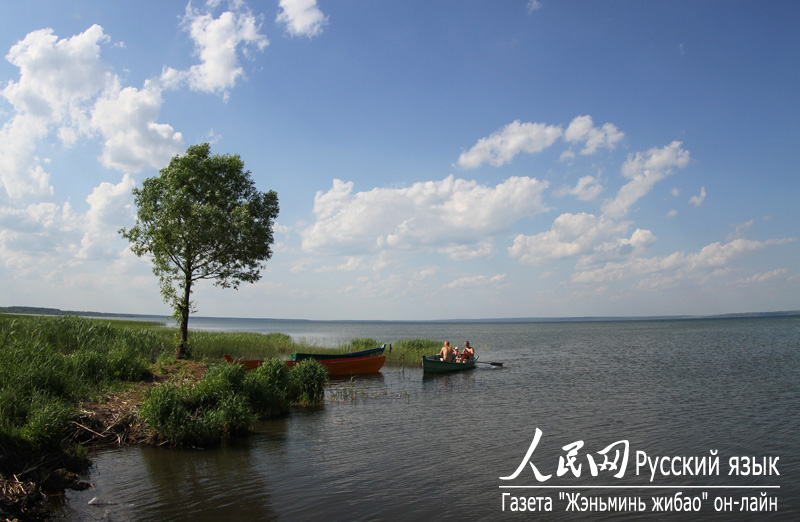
[224,354,386,377]
[421,355,477,374]
[291,344,386,361]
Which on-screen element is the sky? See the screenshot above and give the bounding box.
[0,0,798,321]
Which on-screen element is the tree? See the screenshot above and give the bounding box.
[120,143,279,358]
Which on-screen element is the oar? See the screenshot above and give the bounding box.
[475,360,503,367]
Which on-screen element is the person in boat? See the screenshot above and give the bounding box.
[439,341,456,362]
[459,340,475,362]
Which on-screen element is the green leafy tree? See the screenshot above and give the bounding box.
[120,144,279,358]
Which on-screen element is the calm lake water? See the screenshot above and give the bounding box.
[57,316,799,521]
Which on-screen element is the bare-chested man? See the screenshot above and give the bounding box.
[439,341,456,362]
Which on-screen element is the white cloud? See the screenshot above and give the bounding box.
[726,218,755,241]
[508,212,642,266]
[90,78,183,173]
[689,186,706,207]
[457,120,563,169]
[0,23,188,198]
[572,238,796,286]
[77,174,136,259]
[179,1,269,98]
[440,240,494,261]
[277,0,328,38]
[732,268,789,286]
[602,141,690,219]
[0,25,111,199]
[315,256,365,273]
[527,1,543,13]
[563,115,624,155]
[555,174,605,201]
[2,25,110,120]
[444,273,506,289]
[302,175,549,256]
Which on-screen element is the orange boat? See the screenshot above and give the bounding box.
[223,354,386,377]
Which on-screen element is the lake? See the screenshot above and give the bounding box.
[57,316,799,521]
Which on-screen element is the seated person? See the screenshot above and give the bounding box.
[459,341,475,361]
[439,341,456,362]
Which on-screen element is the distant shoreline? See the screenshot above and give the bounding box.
[2,305,798,324]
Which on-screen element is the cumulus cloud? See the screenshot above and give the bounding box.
[178,2,269,98]
[457,120,563,169]
[527,1,543,13]
[689,186,706,207]
[302,175,549,255]
[90,78,182,172]
[0,23,187,199]
[0,25,111,198]
[77,174,136,259]
[602,141,690,219]
[508,212,644,266]
[572,238,796,286]
[277,0,328,37]
[732,268,789,286]
[555,174,605,201]
[444,273,506,289]
[2,25,110,121]
[563,115,624,155]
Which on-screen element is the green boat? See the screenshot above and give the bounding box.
[291,344,386,361]
[422,355,477,373]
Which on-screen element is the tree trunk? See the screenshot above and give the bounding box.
[176,274,192,359]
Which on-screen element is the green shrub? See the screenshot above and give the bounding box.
[188,363,245,409]
[242,358,289,416]
[140,383,191,446]
[288,360,328,406]
[141,361,290,446]
[200,395,256,439]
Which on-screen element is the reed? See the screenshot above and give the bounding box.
[0,315,165,450]
[384,338,441,367]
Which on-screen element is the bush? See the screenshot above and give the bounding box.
[141,360,291,446]
[242,358,289,416]
[188,363,245,409]
[288,360,328,406]
[139,383,191,446]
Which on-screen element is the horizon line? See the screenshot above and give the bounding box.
[2,306,799,324]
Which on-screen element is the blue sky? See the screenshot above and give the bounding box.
[1,0,798,320]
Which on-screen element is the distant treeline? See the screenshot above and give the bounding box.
[0,306,144,318]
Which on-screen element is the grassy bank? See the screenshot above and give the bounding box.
[0,315,330,520]
[0,313,446,519]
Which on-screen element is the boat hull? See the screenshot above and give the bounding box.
[224,354,386,377]
[421,355,477,374]
[291,344,386,361]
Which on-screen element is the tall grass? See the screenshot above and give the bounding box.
[0,315,165,450]
[185,331,299,359]
[385,338,441,367]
